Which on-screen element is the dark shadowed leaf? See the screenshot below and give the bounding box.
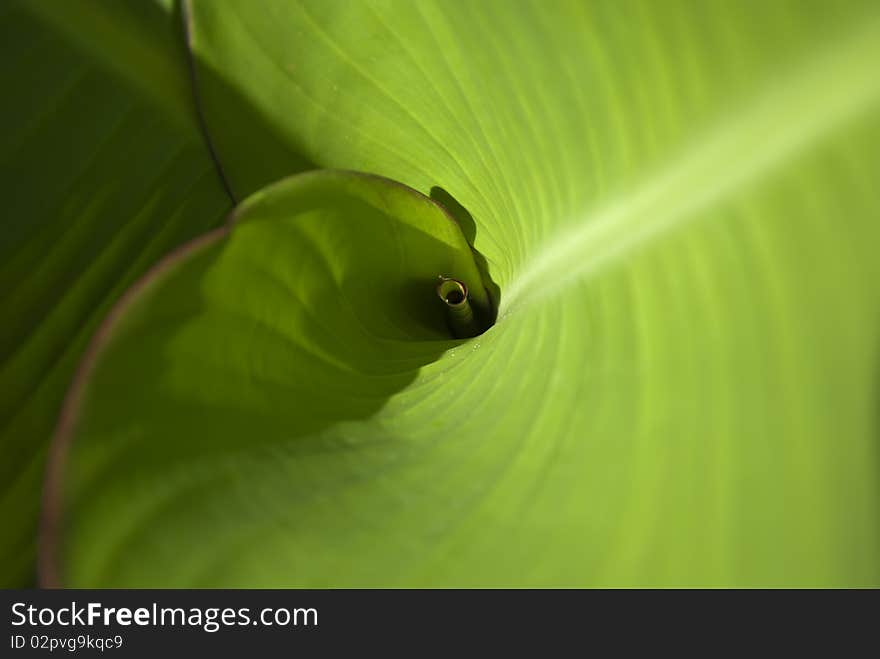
[0,0,230,585]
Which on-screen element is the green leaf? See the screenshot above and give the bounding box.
[53,0,880,585]
[46,170,490,586]
[0,1,230,585]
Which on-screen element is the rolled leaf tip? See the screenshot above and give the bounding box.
[437,276,479,338]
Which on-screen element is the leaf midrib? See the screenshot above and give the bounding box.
[502,17,880,316]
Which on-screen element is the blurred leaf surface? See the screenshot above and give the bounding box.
[0,0,230,585]
[54,0,880,585]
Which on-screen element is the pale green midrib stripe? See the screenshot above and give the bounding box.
[502,18,880,315]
